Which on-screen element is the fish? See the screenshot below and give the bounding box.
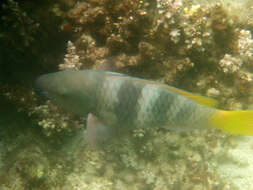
[35,69,253,147]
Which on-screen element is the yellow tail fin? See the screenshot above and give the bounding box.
[210,110,253,136]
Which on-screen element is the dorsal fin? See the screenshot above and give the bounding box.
[106,72,219,108]
[164,86,218,107]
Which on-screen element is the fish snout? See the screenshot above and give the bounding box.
[34,77,49,97]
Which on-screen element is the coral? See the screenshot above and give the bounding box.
[59,41,82,70]
[206,87,220,98]
[219,54,243,74]
[0,85,83,136]
[1,0,40,47]
[31,100,84,136]
[237,29,253,62]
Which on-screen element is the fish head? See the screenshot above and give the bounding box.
[35,70,98,115]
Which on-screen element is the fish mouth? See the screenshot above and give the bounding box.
[34,77,49,97]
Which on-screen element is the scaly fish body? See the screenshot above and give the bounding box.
[94,73,215,131]
[36,70,253,147]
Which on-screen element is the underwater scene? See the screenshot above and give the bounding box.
[1,0,253,189]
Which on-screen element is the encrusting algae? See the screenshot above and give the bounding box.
[1,0,253,189]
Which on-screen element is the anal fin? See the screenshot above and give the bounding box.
[86,113,113,149]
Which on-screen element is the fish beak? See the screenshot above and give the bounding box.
[34,77,49,97]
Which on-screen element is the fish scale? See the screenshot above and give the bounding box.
[95,76,124,127]
[135,85,161,128]
[96,76,145,128]
[114,79,143,127]
[97,76,213,130]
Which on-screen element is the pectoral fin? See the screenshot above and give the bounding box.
[86,113,113,149]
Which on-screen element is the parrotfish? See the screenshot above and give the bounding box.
[36,69,253,147]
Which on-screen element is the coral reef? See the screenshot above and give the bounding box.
[1,0,253,189]
[54,0,253,109]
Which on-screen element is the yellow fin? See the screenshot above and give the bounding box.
[109,74,218,107]
[164,86,219,107]
[210,110,253,136]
